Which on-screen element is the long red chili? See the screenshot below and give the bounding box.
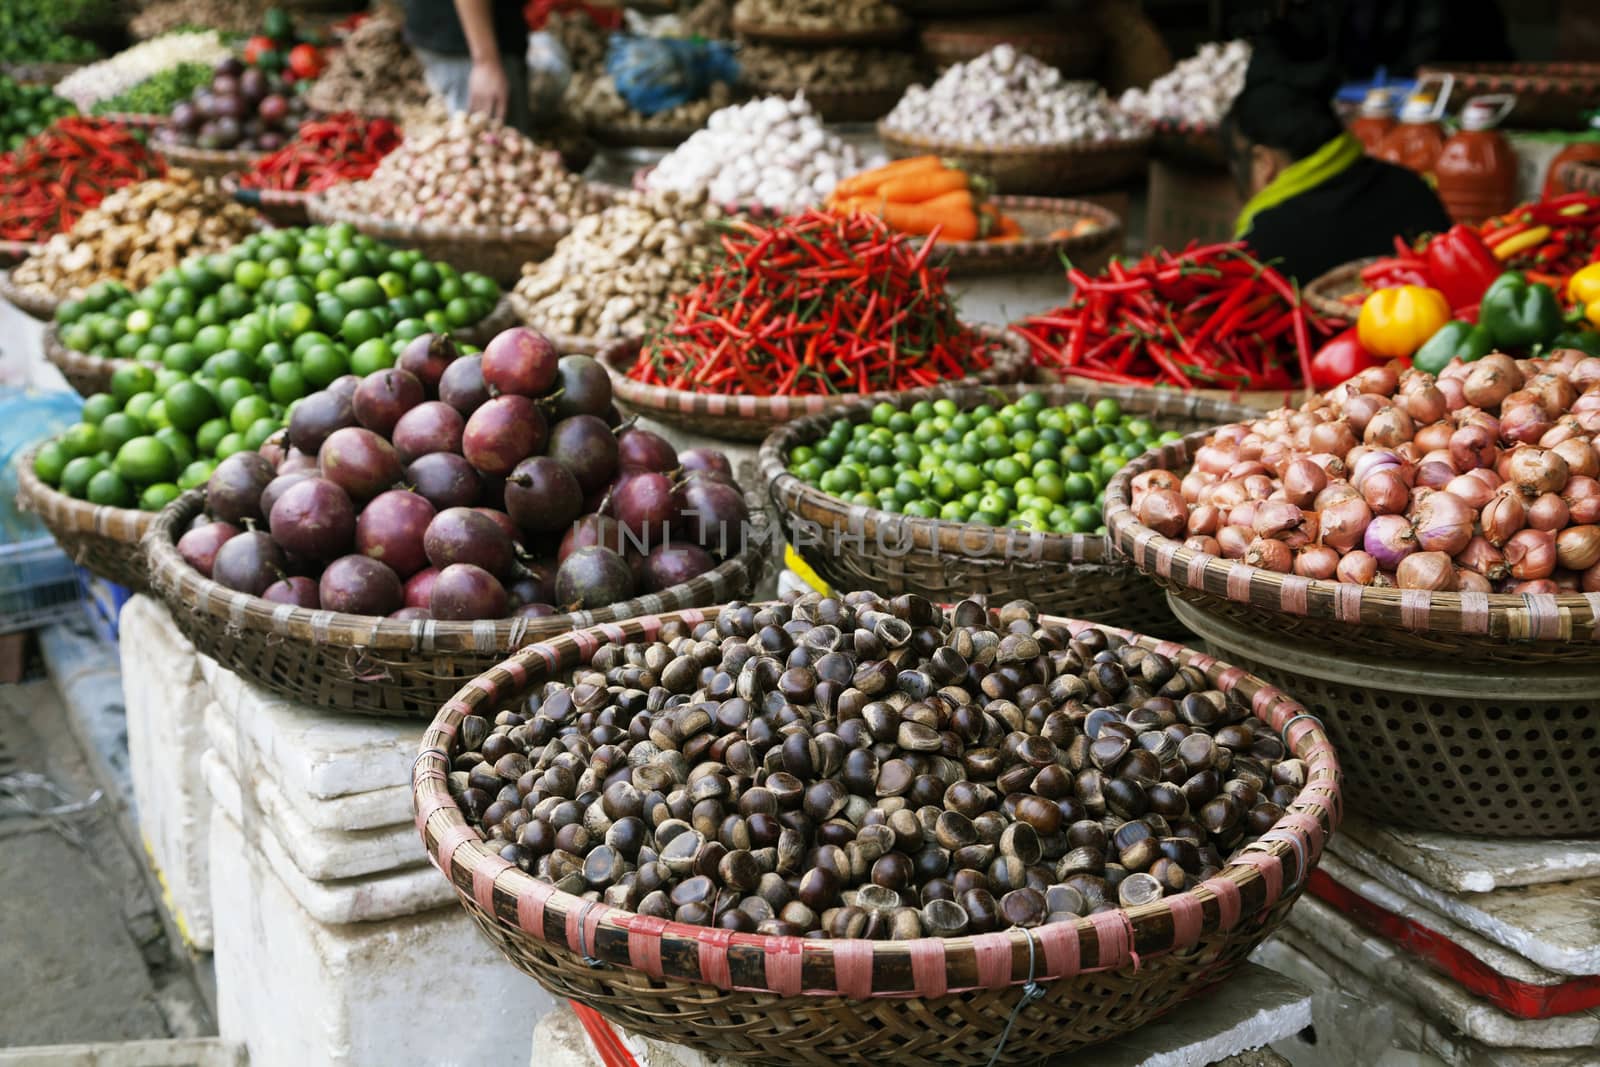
[237,113,401,194]
[0,117,165,241]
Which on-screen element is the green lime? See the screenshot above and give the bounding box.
[213,432,247,460]
[110,363,156,403]
[348,337,394,376]
[145,399,172,430]
[154,428,196,469]
[230,394,272,434]
[60,322,95,352]
[60,422,102,459]
[464,272,498,301]
[195,417,229,455]
[313,267,344,294]
[300,344,348,388]
[32,440,69,485]
[335,277,384,309]
[408,260,440,290]
[178,459,216,490]
[338,307,382,346]
[98,412,144,452]
[162,380,217,432]
[163,342,203,373]
[256,341,292,370]
[227,322,268,358]
[60,456,105,498]
[56,298,85,324]
[272,301,316,340]
[139,483,182,511]
[1092,398,1122,424]
[392,317,427,342]
[193,324,229,357]
[443,297,475,328]
[215,376,256,413]
[268,362,308,403]
[115,436,177,484]
[243,416,279,450]
[291,330,331,357]
[233,259,268,292]
[87,468,135,507]
[80,393,118,425]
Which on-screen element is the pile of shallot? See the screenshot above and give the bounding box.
[1130,350,1600,594]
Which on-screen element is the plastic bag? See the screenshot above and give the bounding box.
[605,33,738,117]
[525,30,573,116]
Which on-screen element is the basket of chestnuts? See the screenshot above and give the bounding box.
[415,592,1341,1065]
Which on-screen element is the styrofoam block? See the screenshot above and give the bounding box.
[1329,832,1600,976]
[203,700,411,834]
[120,594,213,950]
[1341,811,1600,894]
[201,749,422,881]
[1284,896,1600,1049]
[211,809,552,1067]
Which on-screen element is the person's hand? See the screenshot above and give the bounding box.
[466,56,509,122]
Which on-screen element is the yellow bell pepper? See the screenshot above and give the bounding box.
[1568,262,1600,308]
[1357,285,1452,360]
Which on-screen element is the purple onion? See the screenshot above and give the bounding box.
[1363,514,1418,571]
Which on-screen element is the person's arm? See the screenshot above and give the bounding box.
[454,0,508,121]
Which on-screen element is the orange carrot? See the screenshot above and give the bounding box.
[880,197,979,241]
[831,155,941,199]
[878,167,969,203]
[997,215,1023,238]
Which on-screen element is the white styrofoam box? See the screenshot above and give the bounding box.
[211,809,553,1067]
[1340,811,1600,893]
[202,748,421,882]
[120,594,214,950]
[204,701,411,833]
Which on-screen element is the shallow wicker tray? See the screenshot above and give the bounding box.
[414,603,1341,1065]
[0,240,43,268]
[221,174,312,227]
[1417,61,1600,130]
[918,15,1101,78]
[927,196,1121,278]
[731,15,910,47]
[1105,426,1600,665]
[0,270,60,320]
[743,82,908,125]
[306,196,572,285]
[44,323,130,398]
[760,382,1252,636]
[1149,119,1229,170]
[601,326,1031,443]
[1170,595,1600,839]
[16,443,152,591]
[154,141,268,180]
[144,490,769,718]
[1302,257,1375,324]
[878,124,1151,197]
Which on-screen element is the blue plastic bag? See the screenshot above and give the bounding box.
[605,33,738,117]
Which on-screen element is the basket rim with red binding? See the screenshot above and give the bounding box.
[414,602,1341,1000]
[1105,425,1600,649]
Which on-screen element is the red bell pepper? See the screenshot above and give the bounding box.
[1310,326,1384,390]
[1424,225,1502,310]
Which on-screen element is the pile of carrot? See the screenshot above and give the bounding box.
[825,155,1021,243]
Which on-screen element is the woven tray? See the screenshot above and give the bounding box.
[878,124,1151,197]
[414,604,1341,1066]
[1302,257,1375,324]
[761,382,1253,636]
[602,326,1032,443]
[44,323,130,398]
[143,490,769,718]
[1105,426,1600,665]
[1149,119,1229,170]
[0,240,42,268]
[743,82,909,125]
[154,141,268,180]
[221,174,312,227]
[918,15,1101,78]
[306,196,571,285]
[927,196,1121,278]
[16,443,152,591]
[1170,595,1600,838]
[0,270,60,320]
[731,16,910,47]
[1417,61,1600,130]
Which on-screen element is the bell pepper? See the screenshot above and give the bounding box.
[1357,285,1452,360]
[1424,225,1502,309]
[1413,320,1493,375]
[1479,271,1563,349]
[1567,262,1600,329]
[1550,328,1600,357]
[1309,327,1384,389]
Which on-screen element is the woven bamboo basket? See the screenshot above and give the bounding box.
[917,15,1101,78]
[221,174,312,227]
[414,604,1342,1066]
[0,240,42,268]
[743,82,909,125]
[1170,595,1600,838]
[926,196,1121,278]
[44,324,129,398]
[306,196,572,285]
[1105,427,1600,665]
[1302,257,1375,325]
[154,142,268,180]
[760,383,1253,636]
[16,443,152,590]
[0,270,60,320]
[143,490,769,718]
[731,16,910,48]
[1149,120,1229,170]
[1418,61,1600,130]
[601,326,1032,443]
[878,125,1151,197]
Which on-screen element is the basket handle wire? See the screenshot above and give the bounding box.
[985,927,1046,1067]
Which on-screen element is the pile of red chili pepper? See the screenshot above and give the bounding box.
[236,114,401,195]
[632,209,992,397]
[0,117,165,242]
[1357,192,1600,308]
[1013,242,1332,391]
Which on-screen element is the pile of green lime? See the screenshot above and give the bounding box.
[32,223,500,511]
[0,76,76,151]
[786,393,1181,536]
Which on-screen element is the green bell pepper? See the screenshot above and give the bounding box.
[1413,320,1493,375]
[1479,271,1562,350]
[1549,328,1600,357]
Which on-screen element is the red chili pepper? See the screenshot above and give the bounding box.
[237,114,402,194]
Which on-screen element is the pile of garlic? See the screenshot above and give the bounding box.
[643,95,867,211]
[883,45,1145,146]
[1119,40,1251,127]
